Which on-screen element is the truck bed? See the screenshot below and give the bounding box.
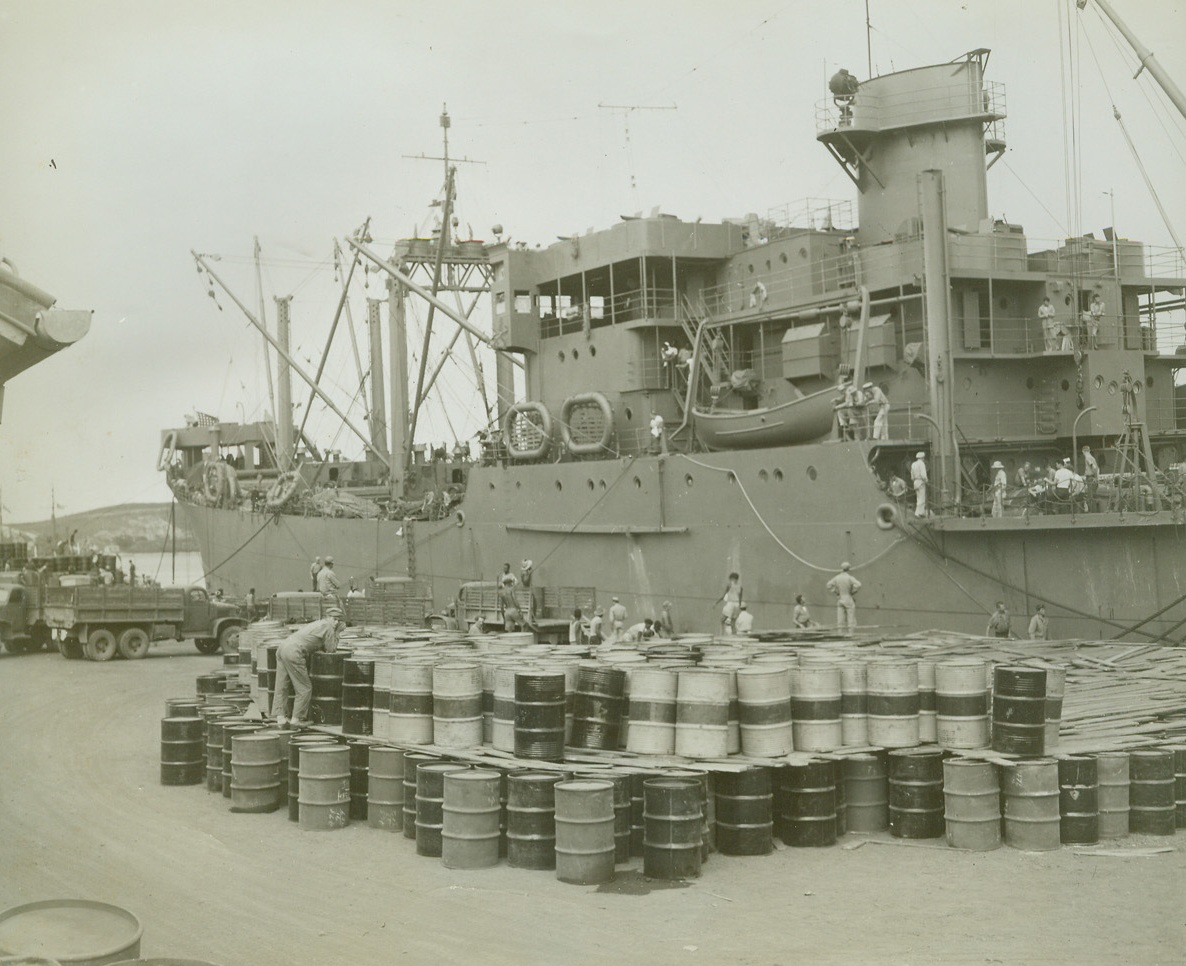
[43,586,187,627]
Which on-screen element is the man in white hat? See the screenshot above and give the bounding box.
[990,460,1008,518]
[865,381,890,440]
[910,451,929,517]
[826,562,862,635]
[272,606,346,727]
[1053,458,1076,506]
[608,596,628,643]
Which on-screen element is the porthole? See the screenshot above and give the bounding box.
[799,247,808,259]
[1064,295,1073,306]
[685,474,694,487]
[515,480,522,489]
[747,264,754,274]
[758,469,769,482]
[1108,381,1118,395]
[489,481,496,490]
[774,468,784,482]
[572,349,579,360]
[779,253,788,264]
[1025,377,1035,390]
[624,407,633,421]
[1133,381,1143,394]
[587,479,595,490]
[555,480,563,491]
[558,351,566,362]
[726,471,737,484]
[599,480,607,490]
[1093,375,1104,389]
[633,476,642,489]
[589,345,597,356]
[806,465,818,481]
[1060,379,1070,391]
[1147,375,1154,388]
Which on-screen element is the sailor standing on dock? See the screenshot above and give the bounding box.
[608,597,627,642]
[316,555,341,605]
[910,451,929,517]
[986,601,1012,639]
[826,562,861,635]
[272,607,345,728]
[1027,605,1049,641]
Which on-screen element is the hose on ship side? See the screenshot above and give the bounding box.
[198,511,283,584]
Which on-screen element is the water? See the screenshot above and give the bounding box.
[123,550,206,588]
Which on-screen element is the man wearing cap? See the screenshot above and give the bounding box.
[910,451,929,517]
[834,378,854,440]
[1053,458,1076,507]
[309,557,322,589]
[608,597,628,643]
[272,607,346,727]
[588,607,605,646]
[734,602,754,635]
[826,562,862,635]
[866,382,890,440]
[316,555,341,604]
[990,460,1008,518]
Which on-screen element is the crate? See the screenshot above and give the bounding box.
[540,586,597,619]
[269,592,325,623]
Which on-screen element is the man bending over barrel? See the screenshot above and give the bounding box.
[272,607,346,727]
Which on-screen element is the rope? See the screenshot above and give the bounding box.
[199,512,282,583]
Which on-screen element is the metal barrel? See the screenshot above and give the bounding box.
[160,716,205,786]
[222,724,263,798]
[371,655,393,742]
[402,751,439,840]
[725,669,741,755]
[570,664,627,751]
[230,733,282,813]
[1003,758,1061,851]
[348,739,371,821]
[674,668,730,758]
[844,753,889,832]
[298,745,351,831]
[309,650,347,726]
[264,726,299,808]
[367,746,405,831]
[1058,755,1099,845]
[1095,751,1130,840]
[416,761,470,856]
[839,661,868,747]
[507,771,563,870]
[196,672,226,695]
[888,748,945,839]
[835,760,847,837]
[1128,749,1175,835]
[341,657,375,736]
[791,664,843,752]
[734,666,793,757]
[442,769,503,869]
[390,661,435,744]
[917,660,937,744]
[203,714,237,792]
[992,666,1047,756]
[554,779,616,885]
[942,758,1001,851]
[714,767,773,856]
[644,777,704,879]
[666,768,713,860]
[165,697,203,718]
[625,668,677,755]
[514,670,566,761]
[492,665,519,753]
[866,660,920,749]
[935,659,991,750]
[1170,745,1186,829]
[628,772,647,856]
[287,734,337,821]
[480,663,497,744]
[776,761,837,848]
[1043,664,1067,752]
[433,662,484,749]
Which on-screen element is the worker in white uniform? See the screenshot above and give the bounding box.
[1087,294,1104,349]
[866,382,890,440]
[825,562,862,635]
[910,451,929,517]
[1038,297,1057,351]
[990,460,1008,518]
[733,602,754,635]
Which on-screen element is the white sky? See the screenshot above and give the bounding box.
[1,0,1184,522]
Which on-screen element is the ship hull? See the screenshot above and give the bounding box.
[181,441,1186,642]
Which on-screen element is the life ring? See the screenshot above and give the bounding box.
[875,502,898,530]
[560,391,614,455]
[503,401,553,460]
[266,470,301,510]
[157,431,178,472]
[202,461,226,504]
[749,281,768,308]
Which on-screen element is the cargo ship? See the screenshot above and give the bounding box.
[161,36,1186,641]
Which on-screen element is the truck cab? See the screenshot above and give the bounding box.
[0,579,49,654]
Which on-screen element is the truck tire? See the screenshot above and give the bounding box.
[61,640,85,660]
[194,639,220,655]
[85,629,118,662]
[218,624,242,655]
[117,627,151,660]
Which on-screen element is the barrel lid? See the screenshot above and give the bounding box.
[446,768,501,781]
[0,900,142,962]
[555,779,613,792]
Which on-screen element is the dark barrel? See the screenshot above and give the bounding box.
[416,761,470,857]
[643,778,703,879]
[160,717,205,786]
[310,651,347,726]
[580,771,631,863]
[888,748,945,839]
[1171,745,1186,829]
[507,771,564,870]
[341,658,375,736]
[629,772,647,857]
[844,754,889,832]
[991,666,1046,756]
[195,673,226,696]
[348,739,371,821]
[514,670,566,762]
[165,697,204,718]
[665,768,712,861]
[1128,749,1175,835]
[1058,755,1099,845]
[776,761,837,847]
[714,767,773,856]
[402,752,438,840]
[570,664,627,750]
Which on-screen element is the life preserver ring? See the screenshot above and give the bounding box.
[749,281,768,308]
[503,401,553,461]
[157,431,178,472]
[560,391,614,455]
[266,470,301,510]
[202,461,226,504]
[875,502,898,530]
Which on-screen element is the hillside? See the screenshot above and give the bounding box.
[2,502,198,553]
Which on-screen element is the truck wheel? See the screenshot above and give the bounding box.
[194,639,220,655]
[117,627,151,660]
[218,624,242,655]
[85,629,118,662]
[61,640,85,660]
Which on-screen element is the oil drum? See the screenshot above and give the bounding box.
[341,657,375,736]
[160,716,205,786]
[442,769,502,869]
[942,758,1000,850]
[935,659,990,749]
[1095,751,1130,839]
[916,660,937,744]
[644,777,703,879]
[367,746,405,831]
[554,779,616,885]
[674,668,730,758]
[348,739,371,821]
[287,734,336,822]
[714,767,773,856]
[1003,758,1061,851]
[309,651,346,726]
[221,724,263,798]
[230,733,282,813]
[844,753,889,832]
[1058,755,1098,845]
[390,660,435,745]
[776,761,836,847]
[839,661,868,747]
[507,771,564,870]
[514,670,566,761]
[432,662,483,749]
[416,761,470,856]
[867,660,920,748]
[570,664,627,750]
[298,744,351,831]
[1128,749,1175,835]
[888,748,945,839]
[402,751,439,840]
[992,666,1046,756]
[626,668,678,755]
[791,665,843,752]
[735,666,792,757]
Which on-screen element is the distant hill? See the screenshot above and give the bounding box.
[2,502,197,553]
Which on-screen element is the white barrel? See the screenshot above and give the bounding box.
[432,661,483,749]
[839,661,868,747]
[735,666,792,757]
[867,660,920,749]
[626,668,677,755]
[917,660,936,744]
[492,665,519,752]
[935,659,990,749]
[389,660,434,744]
[791,665,842,752]
[675,668,730,758]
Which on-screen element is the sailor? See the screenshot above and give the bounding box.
[608,597,628,642]
[888,472,908,503]
[825,562,862,635]
[710,330,727,381]
[715,571,743,633]
[849,382,868,440]
[588,607,605,646]
[272,606,346,728]
[244,588,256,621]
[1027,605,1050,641]
[1081,444,1100,510]
[500,582,524,632]
[793,594,815,629]
[1053,458,1076,505]
[1038,297,1057,351]
[568,608,588,647]
[499,562,518,589]
[910,451,929,517]
[1016,461,1033,488]
[661,341,679,386]
[834,378,855,440]
[309,557,323,589]
[734,602,754,635]
[866,382,890,440]
[625,618,656,642]
[1088,294,1104,349]
[990,460,1008,518]
[128,561,137,586]
[649,412,668,455]
[986,601,1012,639]
[519,559,535,588]
[657,600,676,637]
[316,555,341,603]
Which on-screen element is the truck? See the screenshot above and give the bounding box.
[0,578,51,654]
[40,584,247,661]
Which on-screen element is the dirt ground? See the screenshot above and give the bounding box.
[1,641,1182,966]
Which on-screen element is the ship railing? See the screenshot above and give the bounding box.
[765,198,856,233]
[540,287,678,336]
[815,79,1006,134]
[698,248,858,317]
[952,400,1056,441]
[627,356,687,393]
[1145,245,1186,279]
[952,313,1131,355]
[1144,396,1186,433]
